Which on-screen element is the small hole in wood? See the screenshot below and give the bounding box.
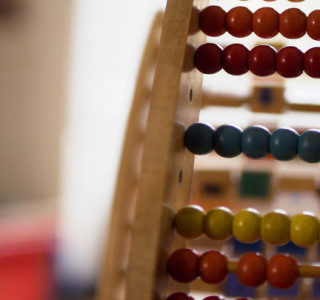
[178,169,183,187]
[189,88,193,103]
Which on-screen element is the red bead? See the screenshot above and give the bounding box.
[199,6,226,37]
[237,252,267,287]
[226,7,252,38]
[203,297,225,300]
[307,10,320,40]
[222,44,249,75]
[305,48,320,78]
[279,8,307,39]
[167,249,199,283]
[194,43,223,74]
[277,46,304,78]
[249,45,277,76]
[267,254,298,289]
[252,7,279,38]
[166,293,195,300]
[197,251,228,284]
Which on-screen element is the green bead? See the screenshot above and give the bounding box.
[233,208,261,243]
[203,207,233,241]
[174,205,205,239]
[261,210,290,245]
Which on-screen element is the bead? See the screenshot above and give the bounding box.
[298,129,320,163]
[194,43,223,74]
[226,7,252,38]
[290,212,319,247]
[184,122,215,155]
[203,207,233,241]
[166,293,195,300]
[261,210,290,245]
[237,252,267,287]
[307,10,320,40]
[267,254,298,289]
[269,127,299,161]
[252,7,279,38]
[249,45,277,77]
[174,205,205,239]
[167,248,199,283]
[277,47,304,78]
[233,208,261,243]
[214,125,242,158]
[222,44,249,76]
[279,8,307,39]
[242,125,270,159]
[304,48,320,78]
[203,296,225,300]
[198,251,228,284]
[199,6,227,37]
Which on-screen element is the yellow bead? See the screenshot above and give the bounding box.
[290,212,319,247]
[233,208,261,243]
[174,205,205,239]
[203,207,233,241]
[261,210,290,245]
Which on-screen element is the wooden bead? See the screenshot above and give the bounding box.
[233,208,261,243]
[298,129,320,163]
[199,6,227,37]
[252,7,279,38]
[261,210,290,246]
[267,254,298,289]
[291,212,319,247]
[214,124,242,158]
[304,48,320,78]
[174,205,205,239]
[167,249,199,283]
[226,7,252,38]
[198,251,228,284]
[237,252,267,287]
[166,293,195,300]
[203,207,233,241]
[249,45,277,77]
[203,296,225,300]
[184,122,215,155]
[194,43,223,75]
[277,47,304,78]
[279,8,307,39]
[222,44,249,76]
[307,10,320,40]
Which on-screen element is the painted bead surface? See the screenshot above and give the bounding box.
[194,43,223,75]
[298,129,320,163]
[166,293,195,300]
[279,8,307,39]
[226,6,252,37]
[307,10,320,40]
[277,47,304,78]
[222,44,249,75]
[214,125,242,158]
[199,6,227,37]
[304,48,320,78]
[253,7,279,38]
[249,45,277,76]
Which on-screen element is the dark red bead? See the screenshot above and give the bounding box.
[279,8,307,39]
[277,46,304,78]
[307,10,320,40]
[249,45,277,77]
[166,293,195,300]
[305,47,320,78]
[199,6,226,37]
[253,7,279,39]
[194,43,223,74]
[203,296,225,300]
[222,44,249,75]
[226,7,252,38]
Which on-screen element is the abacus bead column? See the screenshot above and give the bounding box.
[167,249,199,283]
[267,254,298,289]
[222,44,249,76]
[199,6,227,37]
[261,210,290,245]
[307,10,320,40]
[233,208,261,243]
[298,129,320,163]
[214,125,242,158]
[290,212,319,247]
[279,8,307,39]
[197,251,228,284]
[242,125,270,159]
[194,43,223,75]
[249,45,277,77]
[174,205,205,239]
[277,47,304,78]
[166,293,195,300]
[226,6,252,38]
[252,7,279,38]
[237,252,267,287]
[269,128,299,161]
[203,207,234,240]
[184,123,215,155]
[304,48,320,78]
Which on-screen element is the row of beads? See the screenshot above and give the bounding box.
[194,43,320,78]
[167,249,302,289]
[200,6,320,40]
[166,293,246,300]
[184,123,320,163]
[174,205,320,247]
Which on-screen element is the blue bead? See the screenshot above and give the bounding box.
[298,129,320,163]
[214,124,242,158]
[269,128,298,161]
[242,125,270,159]
[184,122,215,155]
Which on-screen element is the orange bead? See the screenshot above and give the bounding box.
[226,7,252,38]
[307,10,320,41]
[253,7,279,38]
[279,8,306,39]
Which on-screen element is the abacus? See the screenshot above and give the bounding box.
[97,0,320,300]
